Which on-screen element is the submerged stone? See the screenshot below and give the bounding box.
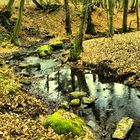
[112,117,134,139]
[69,91,87,99]
[36,45,52,57]
[70,99,80,106]
[82,97,96,104]
[44,109,85,136]
[87,120,96,129]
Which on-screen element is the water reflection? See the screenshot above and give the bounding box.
[29,66,140,140]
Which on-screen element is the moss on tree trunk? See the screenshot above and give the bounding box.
[11,0,25,45]
[68,0,88,61]
[6,0,15,16]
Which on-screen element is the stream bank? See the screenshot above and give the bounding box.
[13,49,140,140]
[1,34,140,139]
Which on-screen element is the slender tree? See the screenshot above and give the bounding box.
[130,0,136,12]
[108,0,114,36]
[104,0,107,8]
[85,0,96,35]
[11,0,25,45]
[122,0,129,32]
[6,0,15,16]
[64,0,72,35]
[69,0,88,61]
[136,0,139,30]
[32,0,44,9]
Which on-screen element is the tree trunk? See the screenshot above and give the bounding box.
[136,0,139,30]
[130,0,136,12]
[85,0,96,35]
[104,0,107,8]
[6,0,15,15]
[122,0,128,32]
[115,0,121,9]
[32,0,44,9]
[11,0,25,45]
[108,0,114,36]
[64,0,72,35]
[68,0,88,61]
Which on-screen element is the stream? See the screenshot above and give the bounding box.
[19,56,140,140]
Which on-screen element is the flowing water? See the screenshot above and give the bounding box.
[22,56,140,140]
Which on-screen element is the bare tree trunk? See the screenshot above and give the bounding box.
[85,0,96,35]
[108,0,114,36]
[64,0,72,35]
[122,0,128,32]
[136,0,139,30]
[68,0,88,61]
[130,0,136,12]
[32,0,44,9]
[11,0,25,45]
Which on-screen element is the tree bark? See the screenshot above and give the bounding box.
[130,0,136,12]
[69,0,88,61]
[11,0,25,45]
[108,0,114,36]
[6,0,15,15]
[64,0,72,35]
[85,0,96,35]
[136,0,139,30]
[122,0,129,32]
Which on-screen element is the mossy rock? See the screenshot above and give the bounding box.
[82,97,96,104]
[69,91,87,99]
[19,63,30,68]
[70,99,80,106]
[112,117,134,139]
[59,101,69,109]
[49,40,63,50]
[19,62,40,70]
[36,45,52,57]
[44,109,85,136]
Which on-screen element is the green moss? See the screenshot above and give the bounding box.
[19,63,30,68]
[44,109,85,136]
[36,45,52,57]
[69,91,87,98]
[0,72,5,79]
[70,99,80,106]
[49,40,63,50]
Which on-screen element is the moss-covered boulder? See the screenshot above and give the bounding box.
[70,99,80,106]
[69,91,87,99]
[49,40,63,50]
[112,117,134,139]
[19,62,40,70]
[36,45,52,57]
[82,97,96,104]
[44,109,86,136]
[59,101,69,109]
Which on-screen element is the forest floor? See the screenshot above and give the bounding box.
[79,31,140,88]
[0,2,140,139]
